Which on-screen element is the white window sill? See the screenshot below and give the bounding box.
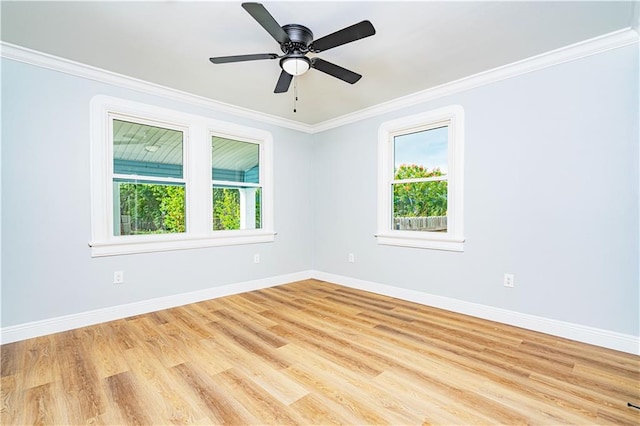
[89,231,276,257]
[376,232,464,252]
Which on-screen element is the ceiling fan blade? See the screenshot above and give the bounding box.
[209,53,279,64]
[274,70,293,93]
[242,2,291,45]
[310,20,375,52]
[311,58,362,84]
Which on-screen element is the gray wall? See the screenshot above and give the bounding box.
[2,43,638,338]
[1,58,314,326]
[312,44,639,336]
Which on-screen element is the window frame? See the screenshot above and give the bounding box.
[111,114,189,237]
[376,105,465,251]
[89,95,274,257]
[210,132,266,233]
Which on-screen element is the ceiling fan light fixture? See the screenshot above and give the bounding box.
[281,56,310,76]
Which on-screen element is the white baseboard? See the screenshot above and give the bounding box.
[0,271,311,344]
[3,270,638,355]
[310,271,640,355]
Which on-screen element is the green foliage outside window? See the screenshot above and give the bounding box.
[212,188,262,231]
[213,188,240,230]
[393,164,447,217]
[119,183,185,234]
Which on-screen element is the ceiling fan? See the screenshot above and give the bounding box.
[209,2,376,93]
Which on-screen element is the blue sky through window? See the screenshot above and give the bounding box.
[394,126,448,175]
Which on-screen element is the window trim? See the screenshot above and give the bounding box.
[89,95,274,257]
[376,105,464,251]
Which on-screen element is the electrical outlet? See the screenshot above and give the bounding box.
[113,271,124,284]
[254,254,260,264]
[504,273,514,288]
[348,253,355,263]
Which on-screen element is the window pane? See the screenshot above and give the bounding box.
[115,181,185,235]
[212,137,259,184]
[394,126,448,177]
[393,181,447,232]
[113,120,183,178]
[213,186,262,231]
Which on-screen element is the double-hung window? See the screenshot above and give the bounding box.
[211,136,263,232]
[377,105,464,251]
[90,95,274,256]
[112,117,187,236]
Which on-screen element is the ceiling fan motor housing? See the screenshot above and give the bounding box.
[281,24,314,53]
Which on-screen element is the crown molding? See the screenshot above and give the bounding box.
[0,42,315,134]
[2,28,638,135]
[310,28,639,133]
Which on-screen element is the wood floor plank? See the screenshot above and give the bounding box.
[1,341,21,378]
[103,319,137,352]
[1,279,638,425]
[172,362,259,424]
[213,297,279,327]
[279,342,425,424]
[0,375,17,424]
[284,362,395,424]
[268,320,385,378]
[206,320,291,370]
[123,346,213,424]
[104,371,154,425]
[198,336,309,406]
[22,382,58,425]
[211,368,304,425]
[213,308,288,348]
[86,323,130,380]
[17,335,58,390]
[288,393,360,425]
[129,317,187,368]
[56,329,108,423]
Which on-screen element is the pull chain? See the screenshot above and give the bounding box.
[293,77,298,113]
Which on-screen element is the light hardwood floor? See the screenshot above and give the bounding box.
[1,279,639,425]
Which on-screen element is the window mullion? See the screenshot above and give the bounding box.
[186,122,211,235]
[391,176,448,184]
[212,180,262,188]
[113,174,185,184]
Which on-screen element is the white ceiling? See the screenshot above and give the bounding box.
[1,1,637,125]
